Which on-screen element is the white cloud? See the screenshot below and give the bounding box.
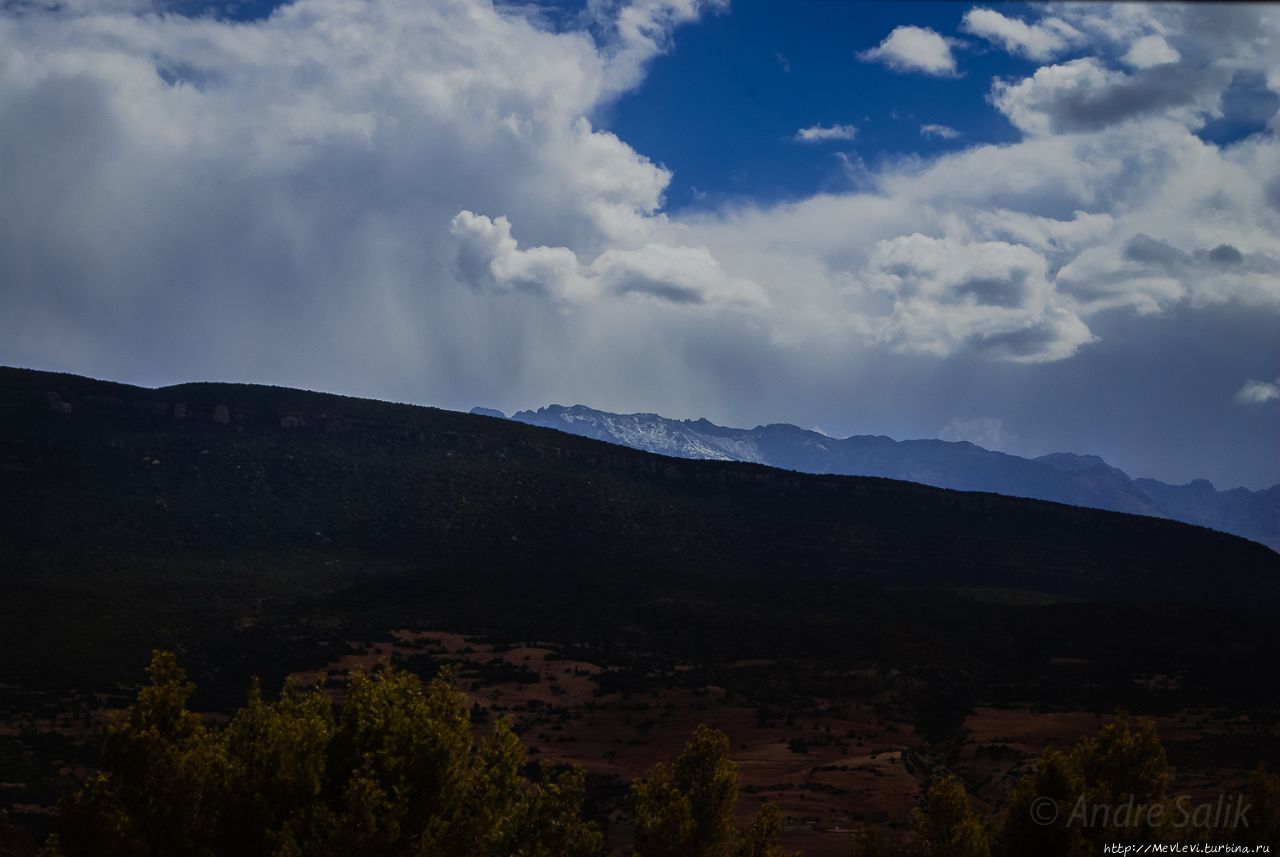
[596,0,728,94]
[451,211,597,303]
[920,123,961,140]
[0,0,1278,487]
[991,57,1230,136]
[1236,378,1280,404]
[859,26,957,77]
[794,123,857,143]
[939,416,1016,451]
[1122,34,1181,69]
[853,234,1095,362]
[451,211,769,308]
[961,7,1084,61]
[1054,230,1280,316]
[591,243,770,307]
[0,0,730,395]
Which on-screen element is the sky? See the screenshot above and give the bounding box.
[1,0,1278,489]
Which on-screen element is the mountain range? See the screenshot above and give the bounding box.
[4,366,1276,614]
[489,404,1280,551]
[5,367,1280,853]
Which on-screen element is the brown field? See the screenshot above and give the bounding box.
[0,627,1270,855]
[282,629,1273,856]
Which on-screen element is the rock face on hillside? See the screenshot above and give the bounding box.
[508,405,1279,551]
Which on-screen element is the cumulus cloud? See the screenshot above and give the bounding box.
[961,7,1084,61]
[0,0,742,400]
[0,0,1278,489]
[1236,378,1280,404]
[1122,34,1181,69]
[992,57,1230,136]
[451,211,769,308]
[920,123,961,140]
[451,212,597,303]
[859,26,957,77]
[794,123,857,143]
[854,234,1094,362]
[596,0,728,94]
[1055,233,1280,315]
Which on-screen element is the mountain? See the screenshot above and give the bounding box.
[502,405,1280,551]
[5,368,1280,853]
[2,365,1276,608]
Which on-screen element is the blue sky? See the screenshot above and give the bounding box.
[603,0,1276,211]
[1,0,1278,488]
[606,0,1023,211]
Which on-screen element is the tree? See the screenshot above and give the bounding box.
[997,713,1172,856]
[908,774,991,857]
[44,653,600,857]
[631,724,788,857]
[734,802,792,857]
[51,650,225,857]
[1073,713,1168,810]
[999,750,1088,857]
[419,717,601,857]
[216,677,335,855]
[320,664,472,854]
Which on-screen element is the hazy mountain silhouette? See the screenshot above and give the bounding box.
[499,404,1279,551]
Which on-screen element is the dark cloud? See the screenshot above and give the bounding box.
[1208,244,1244,265]
[0,0,1276,494]
[1123,234,1186,267]
[995,58,1231,136]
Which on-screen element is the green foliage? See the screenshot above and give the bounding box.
[999,749,1088,857]
[998,713,1176,856]
[1073,713,1169,810]
[734,802,794,857]
[46,652,600,857]
[631,724,788,857]
[218,676,335,855]
[908,774,991,857]
[418,717,601,857]
[324,663,472,853]
[53,651,224,857]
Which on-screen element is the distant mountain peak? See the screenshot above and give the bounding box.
[506,404,1278,551]
[1035,452,1117,474]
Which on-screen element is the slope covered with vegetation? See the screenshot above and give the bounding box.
[2,367,1279,852]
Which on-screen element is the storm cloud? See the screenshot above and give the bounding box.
[1,0,1278,489]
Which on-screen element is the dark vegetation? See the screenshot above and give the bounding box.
[2,366,1280,851]
[31,654,1280,856]
[40,652,784,857]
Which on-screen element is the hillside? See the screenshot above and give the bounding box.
[3,366,1277,610]
[504,404,1280,550]
[4,366,1280,851]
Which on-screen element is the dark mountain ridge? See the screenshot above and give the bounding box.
[3,365,1277,611]
[502,404,1279,551]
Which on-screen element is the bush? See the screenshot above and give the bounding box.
[42,651,601,857]
[630,724,791,857]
